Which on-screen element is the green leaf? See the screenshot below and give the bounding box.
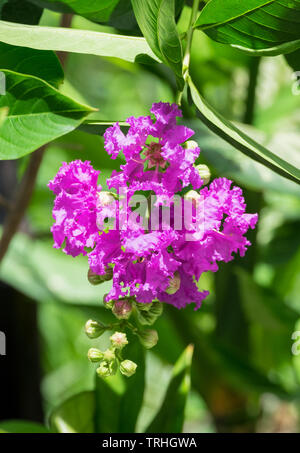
[285,48,300,72]
[28,0,119,23]
[136,301,164,326]
[0,70,94,159]
[168,308,291,400]
[94,374,124,433]
[118,340,145,432]
[211,339,290,397]
[0,0,43,25]
[194,0,300,56]
[0,42,63,88]
[105,0,139,32]
[131,0,183,87]
[49,391,95,433]
[0,420,50,433]
[0,19,159,63]
[236,267,298,331]
[0,232,112,306]
[0,106,7,124]
[79,120,129,136]
[231,39,300,57]
[188,77,300,185]
[146,344,193,433]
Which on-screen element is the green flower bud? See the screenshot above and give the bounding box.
[195,164,211,185]
[87,268,102,285]
[120,360,137,377]
[96,362,111,378]
[112,299,133,320]
[103,349,116,362]
[110,332,128,350]
[138,329,159,349]
[135,301,153,312]
[87,348,103,363]
[150,301,163,317]
[85,319,106,339]
[165,271,181,295]
[136,301,163,326]
[88,267,113,285]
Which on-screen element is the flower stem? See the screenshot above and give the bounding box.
[182,0,200,79]
[176,0,200,105]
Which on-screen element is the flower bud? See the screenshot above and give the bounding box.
[184,140,199,150]
[103,349,116,362]
[85,319,106,339]
[135,301,153,312]
[112,299,133,320]
[138,329,159,349]
[136,301,163,326]
[195,164,211,185]
[165,271,181,295]
[110,332,128,350]
[87,348,103,363]
[88,267,113,285]
[120,360,137,377]
[96,362,111,378]
[97,191,117,206]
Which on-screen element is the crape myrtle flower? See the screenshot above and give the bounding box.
[48,160,100,257]
[49,102,258,310]
[103,102,202,197]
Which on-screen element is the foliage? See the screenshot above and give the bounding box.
[0,0,299,433]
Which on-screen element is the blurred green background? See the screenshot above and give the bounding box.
[0,6,300,433]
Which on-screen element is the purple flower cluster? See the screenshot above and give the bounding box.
[49,103,258,310]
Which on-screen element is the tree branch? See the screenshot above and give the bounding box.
[0,146,46,263]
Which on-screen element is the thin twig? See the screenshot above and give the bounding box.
[0,146,46,263]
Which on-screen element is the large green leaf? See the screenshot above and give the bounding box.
[0,232,112,306]
[146,345,193,433]
[49,391,95,433]
[236,267,298,331]
[0,420,50,433]
[0,70,94,159]
[29,0,119,23]
[188,77,300,185]
[194,0,300,56]
[0,42,63,88]
[79,120,129,136]
[104,0,139,32]
[94,374,124,433]
[0,0,43,25]
[131,0,183,87]
[285,48,300,72]
[0,20,159,63]
[118,340,145,433]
